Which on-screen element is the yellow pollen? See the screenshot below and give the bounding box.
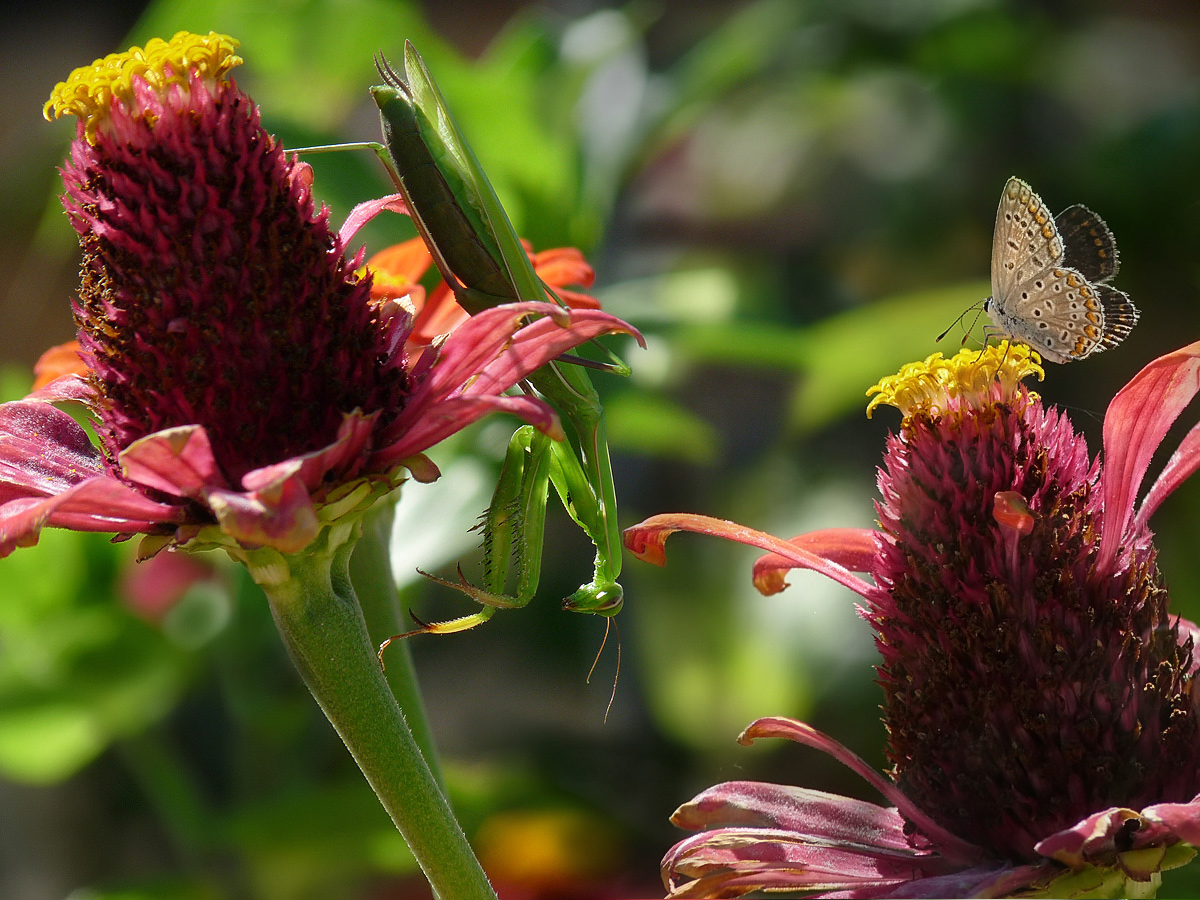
[44,31,242,143]
[866,341,1044,419]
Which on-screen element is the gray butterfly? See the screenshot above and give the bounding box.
[985,176,1138,363]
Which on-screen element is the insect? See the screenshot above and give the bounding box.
[370,43,628,634]
[984,176,1139,363]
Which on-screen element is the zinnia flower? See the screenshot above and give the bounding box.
[9,31,638,571]
[626,341,1200,898]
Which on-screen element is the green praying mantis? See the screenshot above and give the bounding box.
[299,42,628,636]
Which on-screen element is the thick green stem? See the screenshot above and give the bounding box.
[258,526,495,900]
[351,501,443,785]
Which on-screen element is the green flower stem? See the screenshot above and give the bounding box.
[259,524,495,900]
[351,501,443,785]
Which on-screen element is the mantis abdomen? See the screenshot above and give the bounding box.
[373,80,520,308]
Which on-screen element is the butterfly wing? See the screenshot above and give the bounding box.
[1055,204,1119,284]
[999,266,1107,362]
[991,176,1065,302]
[1090,284,1139,353]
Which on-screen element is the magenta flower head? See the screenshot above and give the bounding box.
[9,31,636,577]
[626,341,1200,898]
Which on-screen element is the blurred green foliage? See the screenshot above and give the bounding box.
[8,0,1200,897]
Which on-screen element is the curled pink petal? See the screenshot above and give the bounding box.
[381,303,634,454]
[398,453,440,483]
[623,513,876,601]
[119,426,229,497]
[664,827,929,896]
[1098,340,1200,574]
[27,373,95,403]
[1135,418,1200,534]
[671,781,914,852]
[206,475,319,554]
[1142,795,1200,847]
[466,307,646,396]
[739,717,984,865]
[400,303,558,408]
[337,192,410,246]
[751,528,879,595]
[1033,806,1144,868]
[375,396,562,470]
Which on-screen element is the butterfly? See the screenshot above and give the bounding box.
[984,176,1138,363]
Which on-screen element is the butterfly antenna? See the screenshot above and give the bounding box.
[960,304,987,347]
[936,300,986,343]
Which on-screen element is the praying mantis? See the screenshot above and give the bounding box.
[304,42,628,634]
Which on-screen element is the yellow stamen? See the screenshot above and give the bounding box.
[44,31,242,143]
[866,341,1043,419]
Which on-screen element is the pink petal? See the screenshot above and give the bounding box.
[337,192,410,246]
[623,513,877,601]
[402,303,567,409]
[672,781,914,852]
[661,828,1017,898]
[375,395,562,469]
[867,863,1049,899]
[664,827,924,896]
[1031,799,1200,873]
[0,400,109,504]
[27,373,95,403]
[1033,806,1146,868]
[0,401,186,553]
[206,475,319,554]
[465,307,646,397]
[381,304,561,443]
[739,717,984,865]
[0,476,185,556]
[380,303,634,455]
[119,426,229,497]
[1098,341,1200,574]
[751,528,879,595]
[1139,795,1200,847]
